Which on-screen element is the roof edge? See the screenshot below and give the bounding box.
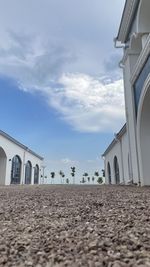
[0,130,44,160]
[102,124,127,157]
[117,0,139,43]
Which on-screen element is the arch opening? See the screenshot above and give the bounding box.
[114,156,120,184]
[0,147,7,185]
[138,83,150,185]
[107,162,111,184]
[137,0,150,33]
[25,161,32,184]
[11,155,22,184]
[34,164,39,184]
[137,0,150,47]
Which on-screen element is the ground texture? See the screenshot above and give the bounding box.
[0,185,150,267]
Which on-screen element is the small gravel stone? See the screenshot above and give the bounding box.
[0,185,149,266]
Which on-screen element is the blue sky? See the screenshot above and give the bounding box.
[0,0,125,183]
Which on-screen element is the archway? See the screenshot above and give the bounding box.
[25,161,32,184]
[114,156,120,184]
[137,76,150,185]
[34,164,39,184]
[0,147,7,185]
[11,155,22,184]
[137,0,150,47]
[137,0,150,33]
[107,162,111,184]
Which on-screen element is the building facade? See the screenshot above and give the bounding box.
[0,130,43,185]
[103,0,150,186]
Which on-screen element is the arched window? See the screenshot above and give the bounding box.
[34,164,39,184]
[11,155,22,184]
[25,161,32,184]
[114,156,120,184]
[107,162,111,184]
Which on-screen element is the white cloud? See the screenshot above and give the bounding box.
[61,158,78,165]
[48,73,125,132]
[0,33,125,133]
[0,0,125,134]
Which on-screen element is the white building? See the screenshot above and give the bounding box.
[103,0,150,186]
[0,130,43,185]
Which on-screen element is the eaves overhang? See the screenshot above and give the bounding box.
[0,130,44,160]
[102,124,126,157]
[117,0,140,43]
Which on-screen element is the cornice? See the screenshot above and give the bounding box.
[0,130,44,160]
[102,124,126,157]
[131,34,150,84]
[117,0,139,43]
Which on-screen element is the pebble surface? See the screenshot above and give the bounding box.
[0,185,150,267]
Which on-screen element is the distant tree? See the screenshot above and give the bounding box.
[62,173,65,184]
[92,176,95,184]
[94,171,99,177]
[59,170,64,184]
[97,177,103,184]
[93,171,100,184]
[83,172,88,177]
[81,177,86,184]
[66,178,69,184]
[102,169,105,177]
[87,177,90,183]
[71,166,76,184]
[50,172,55,184]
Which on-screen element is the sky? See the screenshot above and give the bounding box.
[0,0,126,183]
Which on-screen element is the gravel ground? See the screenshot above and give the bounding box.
[0,185,150,267]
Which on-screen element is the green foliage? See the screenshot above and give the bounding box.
[81,177,86,184]
[71,166,76,184]
[102,169,105,177]
[83,172,88,177]
[50,172,55,178]
[97,177,103,184]
[94,171,99,177]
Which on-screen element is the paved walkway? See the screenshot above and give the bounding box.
[0,185,150,267]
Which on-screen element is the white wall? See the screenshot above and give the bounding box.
[105,0,150,186]
[0,134,43,185]
[104,131,130,185]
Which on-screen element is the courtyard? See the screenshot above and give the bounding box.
[0,185,150,267]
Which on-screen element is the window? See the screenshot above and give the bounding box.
[11,155,22,184]
[107,162,111,184]
[114,156,120,184]
[34,164,39,184]
[25,161,32,184]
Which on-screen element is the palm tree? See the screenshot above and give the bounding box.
[87,177,90,183]
[92,176,95,184]
[71,166,76,184]
[101,169,105,177]
[83,172,88,178]
[59,170,64,184]
[94,171,99,177]
[82,172,88,184]
[62,173,65,184]
[66,178,69,184]
[81,177,86,184]
[50,172,55,184]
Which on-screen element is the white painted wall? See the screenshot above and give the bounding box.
[0,133,43,185]
[123,56,140,185]
[104,0,150,186]
[104,131,130,185]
